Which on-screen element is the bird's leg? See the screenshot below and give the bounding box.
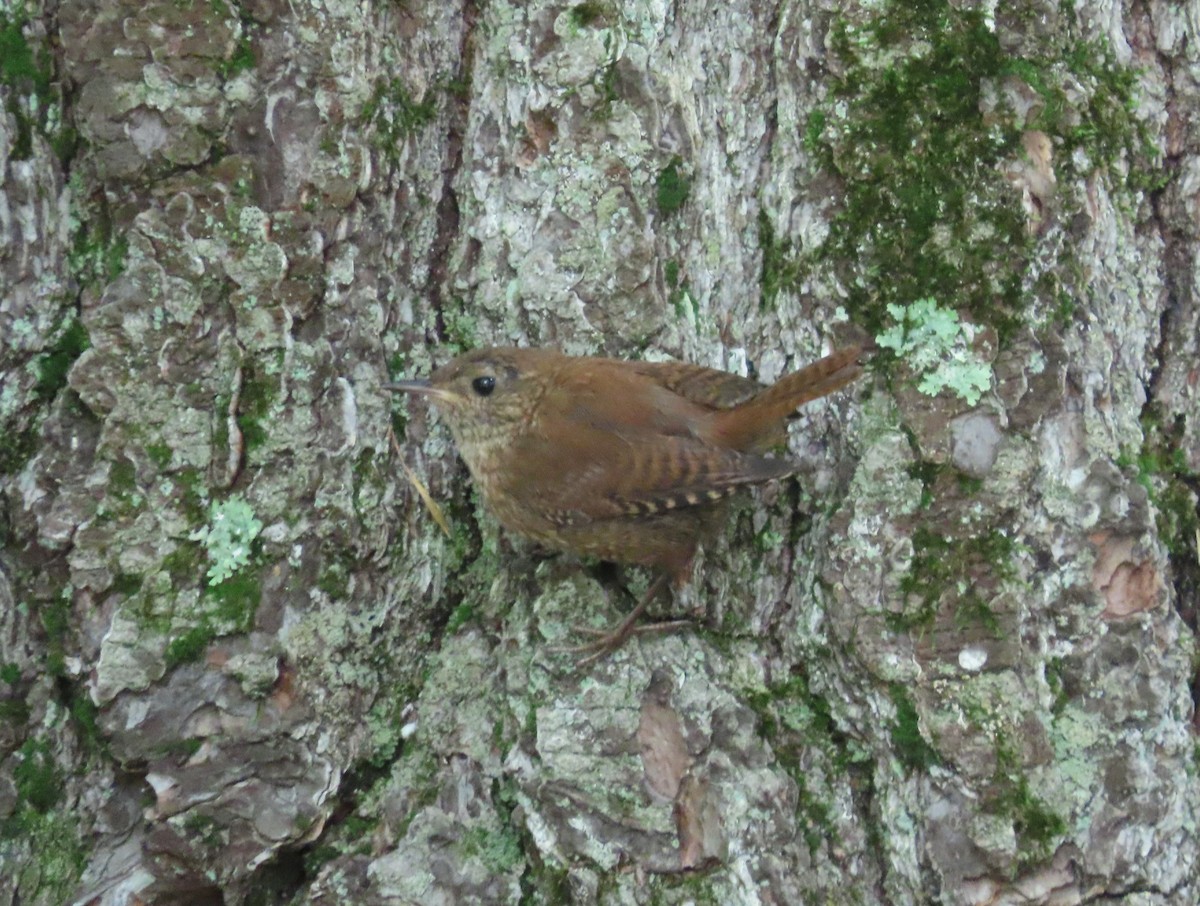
[555,573,691,668]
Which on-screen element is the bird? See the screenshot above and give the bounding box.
[388,343,864,664]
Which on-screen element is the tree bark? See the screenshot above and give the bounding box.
[1,0,1197,904]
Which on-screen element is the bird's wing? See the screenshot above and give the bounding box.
[514,362,792,526]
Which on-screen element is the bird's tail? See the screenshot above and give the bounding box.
[712,345,864,450]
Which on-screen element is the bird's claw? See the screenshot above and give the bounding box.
[551,619,692,668]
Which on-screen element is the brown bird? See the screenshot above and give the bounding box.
[388,344,863,665]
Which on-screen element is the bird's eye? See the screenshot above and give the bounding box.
[471,375,496,397]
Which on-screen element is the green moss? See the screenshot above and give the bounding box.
[444,600,477,634]
[1125,409,1200,622]
[146,442,173,469]
[568,1,607,28]
[0,9,50,96]
[39,592,71,677]
[992,740,1066,866]
[758,211,805,310]
[797,784,835,853]
[111,572,144,596]
[13,738,61,812]
[890,526,1012,633]
[165,625,215,667]
[34,317,90,402]
[108,457,137,496]
[461,824,523,873]
[0,426,37,477]
[1044,657,1069,713]
[237,362,277,455]
[175,467,209,523]
[655,157,691,216]
[316,560,351,600]
[668,267,697,321]
[0,662,20,684]
[905,460,941,509]
[150,737,204,760]
[69,692,105,754]
[1131,409,1200,558]
[204,569,261,629]
[162,542,205,584]
[744,672,844,852]
[0,5,54,161]
[889,684,939,771]
[786,0,1149,341]
[363,76,437,158]
[182,812,225,848]
[0,696,30,725]
[69,217,128,287]
[0,809,85,901]
[217,31,255,80]
[439,297,480,353]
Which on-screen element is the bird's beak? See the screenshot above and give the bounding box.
[385,380,455,403]
[385,379,432,394]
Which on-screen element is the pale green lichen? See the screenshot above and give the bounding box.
[189,495,262,585]
[877,298,992,405]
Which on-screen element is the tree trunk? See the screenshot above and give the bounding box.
[1,0,1196,903]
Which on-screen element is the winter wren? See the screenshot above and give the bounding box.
[388,344,863,663]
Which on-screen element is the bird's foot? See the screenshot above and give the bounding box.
[564,618,692,668]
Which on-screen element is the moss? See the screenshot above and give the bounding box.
[0,662,20,685]
[363,76,437,159]
[890,526,1013,633]
[237,361,277,455]
[1044,657,1069,713]
[39,592,71,677]
[0,809,85,901]
[69,217,128,288]
[787,0,1149,342]
[33,317,90,403]
[992,740,1066,866]
[444,600,477,634]
[889,684,939,771]
[165,625,215,667]
[758,210,805,311]
[111,572,144,596]
[146,442,173,469]
[205,569,262,629]
[0,5,54,161]
[1130,410,1200,558]
[162,542,206,584]
[175,467,210,523]
[181,812,226,848]
[315,560,351,600]
[568,1,608,28]
[13,738,61,812]
[1125,409,1200,629]
[744,671,844,852]
[461,824,523,873]
[0,696,30,725]
[151,737,204,760]
[69,692,105,754]
[217,30,255,80]
[0,426,37,477]
[439,297,480,353]
[655,157,691,216]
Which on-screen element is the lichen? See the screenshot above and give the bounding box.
[877,299,992,406]
[189,495,263,585]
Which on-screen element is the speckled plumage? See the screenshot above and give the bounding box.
[390,345,862,584]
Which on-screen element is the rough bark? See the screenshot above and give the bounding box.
[0,0,1197,904]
